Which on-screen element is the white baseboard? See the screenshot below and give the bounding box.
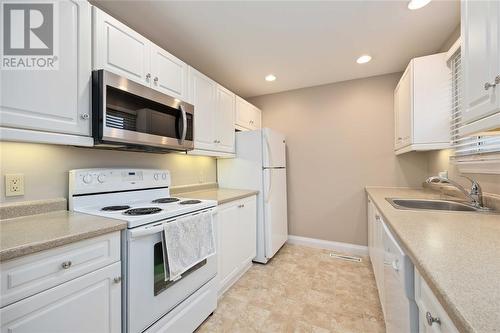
[287,235,368,257]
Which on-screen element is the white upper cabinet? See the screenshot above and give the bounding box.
[93,7,150,86]
[215,85,236,153]
[235,97,262,131]
[188,67,235,155]
[92,7,187,101]
[188,67,217,151]
[394,53,450,155]
[460,0,500,134]
[0,0,92,145]
[150,42,188,101]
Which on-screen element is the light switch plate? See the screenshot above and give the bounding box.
[5,174,24,197]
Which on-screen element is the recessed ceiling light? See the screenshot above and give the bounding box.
[265,74,276,82]
[356,55,372,64]
[408,0,431,10]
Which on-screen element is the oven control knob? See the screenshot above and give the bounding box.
[162,173,167,180]
[82,174,93,184]
[154,173,159,180]
[97,174,106,183]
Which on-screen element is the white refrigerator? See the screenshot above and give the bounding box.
[217,128,288,263]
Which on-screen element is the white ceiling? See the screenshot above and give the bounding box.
[91,1,460,98]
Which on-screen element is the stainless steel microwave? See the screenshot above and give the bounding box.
[92,70,194,153]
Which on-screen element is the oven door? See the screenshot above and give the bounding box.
[126,209,217,333]
[93,70,194,151]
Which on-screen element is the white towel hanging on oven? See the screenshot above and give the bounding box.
[163,210,216,281]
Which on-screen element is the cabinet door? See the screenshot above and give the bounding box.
[215,85,236,153]
[93,7,151,86]
[0,0,91,136]
[0,262,121,333]
[367,198,375,260]
[188,67,217,151]
[235,96,253,130]
[251,106,262,130]
[217,203,241,290]
[150,43,188,101]
[238,197,257,263]
[461,0,500,124]
[395,66,412,149]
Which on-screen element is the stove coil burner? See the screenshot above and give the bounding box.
[179,200,202,205]
[124,207,163,215]
[102,205,131,211]
[152,198,180,204]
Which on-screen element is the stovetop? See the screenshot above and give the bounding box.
[74,195,216,228]
[69,169,217,229]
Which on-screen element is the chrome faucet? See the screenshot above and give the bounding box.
[426,176,484,208]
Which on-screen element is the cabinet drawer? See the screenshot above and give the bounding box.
[414,270,459,333]
[1,262,121,333]
[1,232,120,307]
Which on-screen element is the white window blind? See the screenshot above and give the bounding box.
[450,49,500,158]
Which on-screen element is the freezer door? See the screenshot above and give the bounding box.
[263,168,288,259]
[263,128,286,168]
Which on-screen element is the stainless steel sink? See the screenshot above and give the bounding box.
[386,198,495,213]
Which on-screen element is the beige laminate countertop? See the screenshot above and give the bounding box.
[366,187,500,333]
[0,211,127,262]
[175,188,259,205]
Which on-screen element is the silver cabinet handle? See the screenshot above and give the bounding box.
[426,312,441,326]
[113,277,122,284]
[484,75,500,90]
[238,204,245,208]
[154,77,159,84]
[146,73,151,80]
[61,261,72,269]
[80,113,89,120]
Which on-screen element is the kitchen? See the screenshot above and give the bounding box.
[1,0,499,332]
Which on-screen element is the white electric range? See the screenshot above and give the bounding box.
[69,168,217,333]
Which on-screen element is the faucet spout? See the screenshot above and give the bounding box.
[425,176,484,208]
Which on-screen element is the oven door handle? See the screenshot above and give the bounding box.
[129,208,217,239]
[179,104,187,143]
[129,224,165,239]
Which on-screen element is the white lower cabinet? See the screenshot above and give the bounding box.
[367,197,386,316]
[217,196,257,295]
[0,232,121,333]
[414,270,459,333]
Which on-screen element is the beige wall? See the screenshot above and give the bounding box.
[0,142,216,204]
[250,73,429,246]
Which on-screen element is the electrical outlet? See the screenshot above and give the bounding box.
[5,174,24,197]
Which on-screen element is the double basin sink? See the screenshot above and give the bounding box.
[386,198,497,213]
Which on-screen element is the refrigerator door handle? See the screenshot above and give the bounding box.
[264,169,272,202]
[265,132,273,167]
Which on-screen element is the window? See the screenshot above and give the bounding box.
[449,45,500,173]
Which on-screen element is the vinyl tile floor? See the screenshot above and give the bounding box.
[196,244,385,333]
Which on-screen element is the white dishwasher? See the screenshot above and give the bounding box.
[382,222,419,333]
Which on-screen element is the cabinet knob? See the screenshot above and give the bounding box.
[146,73,151,80]
[484,76,500,90]
[154,77,159,84]
[61,261,72,269]
[80,113,89,120]
[238,204,245,208]
[425,311,441,326]
[113,276,122,284]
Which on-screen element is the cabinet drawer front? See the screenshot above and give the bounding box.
[0,262,121,333]
[415,270,459,333]
[1,232,120,307]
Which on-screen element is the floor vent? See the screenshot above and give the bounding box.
[329,252,362,263]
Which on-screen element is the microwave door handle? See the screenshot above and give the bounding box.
[179,104,187,143]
